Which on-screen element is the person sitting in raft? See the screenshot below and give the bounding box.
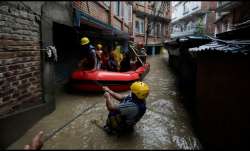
[137,42,147,64]
[120,51,131,72]
[100,48,110,70]
[107,52,118,72]
[112,44,123,72]
[102,81,150,135]
[78,37,97,70]
[96,44,103,70]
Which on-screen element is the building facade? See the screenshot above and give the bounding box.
[72,1,133,51]
[132,1,171,55]
[214,1,250,35]
[170,1,216,39]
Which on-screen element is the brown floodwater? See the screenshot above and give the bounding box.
[8,53,202,149]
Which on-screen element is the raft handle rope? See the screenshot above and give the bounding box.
[128,43,146,66]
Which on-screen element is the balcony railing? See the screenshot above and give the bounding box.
[217,1,231,8]
[216,1,241,12]
[170,27,201,38]
[171,9,203,24]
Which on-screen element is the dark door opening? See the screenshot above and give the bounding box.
[53,22,79,85]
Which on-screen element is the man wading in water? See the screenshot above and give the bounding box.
[24,82,150,149]
[102,81,150,135]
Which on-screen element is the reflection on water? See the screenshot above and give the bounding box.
[8,55,201,149]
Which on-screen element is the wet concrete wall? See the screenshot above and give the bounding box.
[0,102,53,149]
[41,1,73,105]
[195,55,250,148]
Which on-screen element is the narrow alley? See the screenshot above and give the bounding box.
[2,1,250,149]
[8,54,201,149]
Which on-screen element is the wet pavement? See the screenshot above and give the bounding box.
[8,53,202,149]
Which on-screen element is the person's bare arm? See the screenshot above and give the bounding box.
[24,131,44,150]
[103,86,126,102]
[104,92,119,112]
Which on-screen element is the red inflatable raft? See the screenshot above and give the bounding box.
[70,63,150,91]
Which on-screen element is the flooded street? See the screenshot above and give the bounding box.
[8,54,202,149]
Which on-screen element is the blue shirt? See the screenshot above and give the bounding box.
[118,94,146,126]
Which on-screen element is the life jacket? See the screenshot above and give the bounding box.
[112,46,123,66]
[106,95,146,132]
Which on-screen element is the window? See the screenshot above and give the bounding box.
[128,4,132,22]
[149,23,154,36]
[215,26,218,35]
[114,1,122,17]
[103,1,110,7]
[192,2,199,10]
[124,3,128,23]
[183,2,189,14]
[136,21,140,33]
[156,23,161,37]
[187,21,193,31]
[137,1,145,6]
[140,20,145,33]
[124,3,132,23]
[217,1,223,8]
[172,2,178,7]
[221,23,227,32]
[135,18,145,34]
[227,22,231,31]
[148,1,154,6]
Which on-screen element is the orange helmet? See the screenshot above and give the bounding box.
[138,42,144,48]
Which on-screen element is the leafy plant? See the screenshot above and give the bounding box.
[195,17,205,34]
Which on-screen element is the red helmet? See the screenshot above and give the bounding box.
[138,42,144,48]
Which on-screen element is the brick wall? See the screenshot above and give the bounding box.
[73,1,109,25]
[88,2,109,24]
[113,17,122,30]
[147,37,162,45]
[73,1,133,40]
[124,24,129,33]
[201,1,209,11]
[134,35,144,44]
[0,2,42,115]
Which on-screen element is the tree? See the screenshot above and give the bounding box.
[195,17,205,35]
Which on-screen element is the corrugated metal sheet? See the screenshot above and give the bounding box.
[189,41,250,55]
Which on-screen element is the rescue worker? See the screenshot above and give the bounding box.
[120,51,131,72]
[107,52,118,72]
[102,81,150,134]
[112,44,123,71]
[137,42,147,64]
[78,37,97,70]
[100,48,110,70]
[96,44,103,69]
